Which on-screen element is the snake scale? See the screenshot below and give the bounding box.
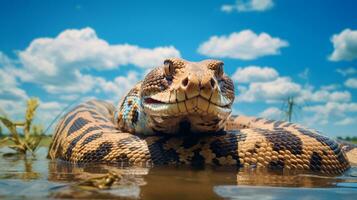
[48,58,351,175]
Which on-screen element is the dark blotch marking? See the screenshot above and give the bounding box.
[190,149,205,167]
[84,101,111,116]
[254,117,263,122]
[100,125,116,129]
[273,121,285,128]
[117,137,145,160]
[210,130,246,167]
[182,136,200,149]
[57,104,94,135]
[146,136,180,165]
[81,132,103,146]
[88,109,110,122]
[65,126,101,159]
[92,116,110,123]
[264,119,275,124]
[67,117,90,136]
[309,152,322,172]
[179,121,191,132]
[131,109,139,125]
[117,136,143,152]
[283,122,293,128]
[57,109,84,135]
[88,110,99,116]
[268,159,285,170]
[80,142,113,162]
[116,153,130,163]
[297,128,348,165]
[117,136,142,147]
[256,128,303,155]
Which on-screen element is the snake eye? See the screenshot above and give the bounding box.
[163,59,175,77]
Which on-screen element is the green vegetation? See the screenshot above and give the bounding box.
[0,135,52,147]
[0,98,44,155]
[337,136,357,144]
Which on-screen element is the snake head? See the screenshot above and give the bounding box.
[140,58,235,134]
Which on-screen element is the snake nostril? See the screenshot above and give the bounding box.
[182,77,189,87]
[210,78,216,88]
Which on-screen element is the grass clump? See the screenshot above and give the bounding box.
[0,98,44,155]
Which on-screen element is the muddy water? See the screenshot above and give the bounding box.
[0,147,356,200]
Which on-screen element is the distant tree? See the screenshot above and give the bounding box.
[281,96,301,122]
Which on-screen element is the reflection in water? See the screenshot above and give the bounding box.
[47,161,357,199]
[0,149,40,180]
[1,147,357,199]
[214,186,357,200]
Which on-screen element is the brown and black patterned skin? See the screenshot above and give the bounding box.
[48,58,351,175]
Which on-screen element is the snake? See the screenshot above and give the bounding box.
[48,58,352,175]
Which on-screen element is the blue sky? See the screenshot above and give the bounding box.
[1,0,357,137]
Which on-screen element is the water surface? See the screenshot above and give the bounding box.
[0,147,356,200]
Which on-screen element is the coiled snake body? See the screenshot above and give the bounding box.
[48,58,351,175]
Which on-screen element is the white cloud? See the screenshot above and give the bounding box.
[0,98,64,132]
[259,107,283,120]
[0,53,29,101]
[36,100,65,128]
[320,84,340,91]
[236,77,301,103]
[326,91,351,102]
[197,30,288,60]
[0,68,28,101]
[221,0,274,13]
[16,27,180,94]
[58,94,80,101]
[335,117,356,126]
[304,102,357,116]
[232,66,278,83]
[0,27,181,132]
[19,27,180,71]
[345,78,357,89]
[336,67,357,76]
[231,66,356,128]
[303,102,357,125]
[299,90,351,103]
[98,71,140,101]
[329,29,357,61]
[235,66,352,104]
[221,5,235,13]
[0,99,27,121]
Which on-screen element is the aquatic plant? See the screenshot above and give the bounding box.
[74,172,122,190]
[0,98,44,155]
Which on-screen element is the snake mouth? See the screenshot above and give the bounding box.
[144,97,230,108]
[142,95,232,117]
[144,98,165,104]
